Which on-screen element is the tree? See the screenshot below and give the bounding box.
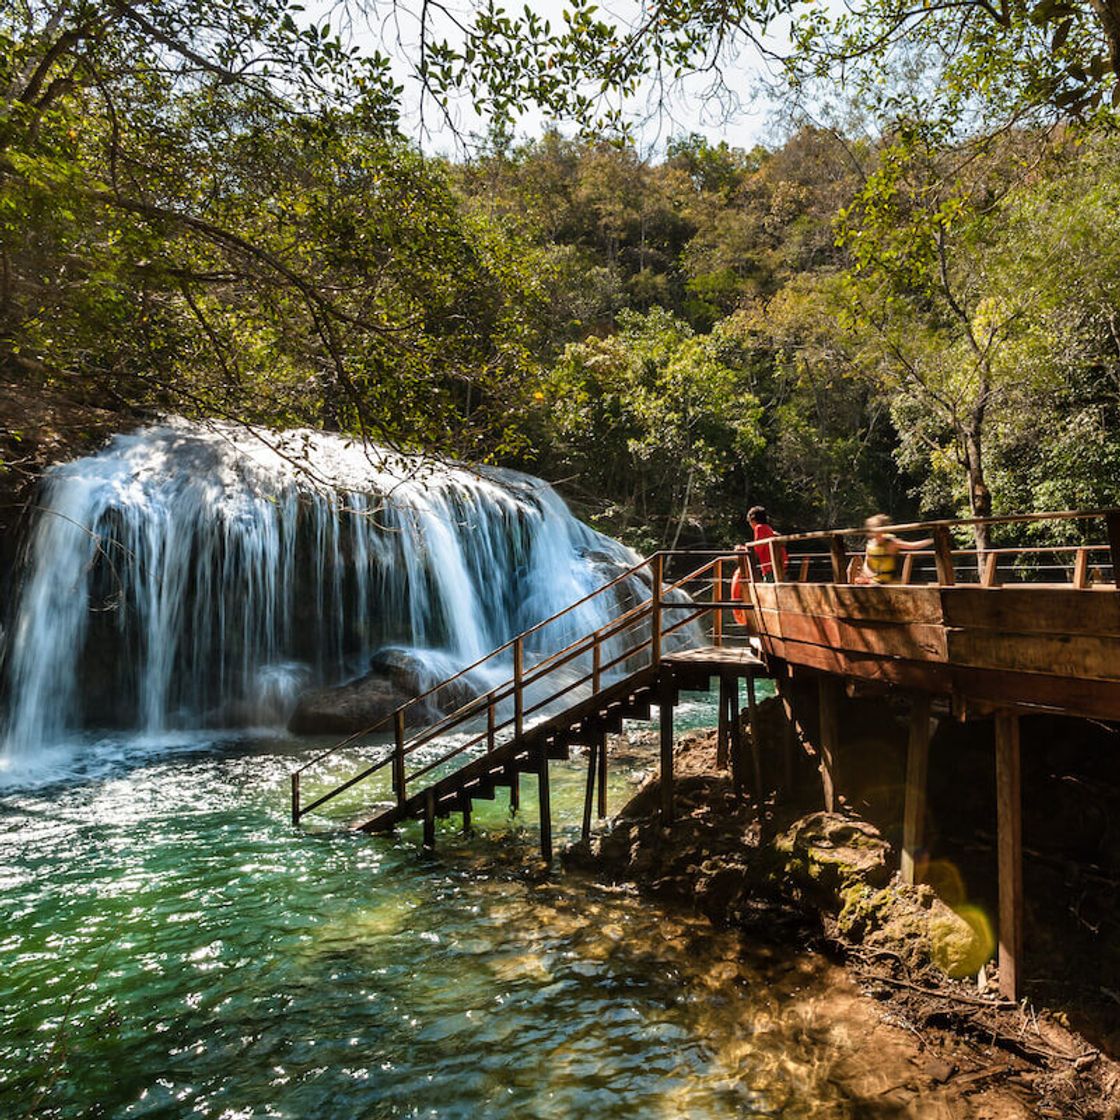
[539,308,764,548]
[0,1,560,464]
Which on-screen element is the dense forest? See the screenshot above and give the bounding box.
[3,0,1120,549]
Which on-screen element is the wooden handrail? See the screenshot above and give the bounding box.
[293,551,654,775]
[293,508,1120,826]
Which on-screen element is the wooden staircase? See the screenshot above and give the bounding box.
[290,551,757,859]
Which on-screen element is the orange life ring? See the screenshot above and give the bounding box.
[730,568,750,625]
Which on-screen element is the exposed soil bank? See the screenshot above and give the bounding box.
[565,706,1120,1118]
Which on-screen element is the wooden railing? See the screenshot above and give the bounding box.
[290,508,1120,826]
[290,551,755,826]
[752,509,1120,589]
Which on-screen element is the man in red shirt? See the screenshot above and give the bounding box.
[747,505,786,582]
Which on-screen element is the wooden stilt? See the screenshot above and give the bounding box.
[538,747,552,864]
[581,740,597,841]
[509,764,520,814]
[782,710,795,794]
[728,675,743,800]
[901,693,931,885]
[746,674,763,812]
[995,711,1023,1001]
[716,676,730,769]
[422,789,436,851]
[596,730,608,818]
[818,677,840,813]
[659,668,675,826]
[460,792,472,835]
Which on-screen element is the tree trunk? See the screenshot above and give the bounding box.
[669,468,694,551]
[963,426,992,562]
[1089,0,1120,82]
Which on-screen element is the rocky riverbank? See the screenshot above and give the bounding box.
[564,707,1120,1118]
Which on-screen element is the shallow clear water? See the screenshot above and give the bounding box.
[2,686,873,1120]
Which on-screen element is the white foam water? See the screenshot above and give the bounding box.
[1,421,675,771]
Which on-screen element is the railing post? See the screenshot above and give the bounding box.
[982,550,1001,588]
[933,525,956,587]
[393,709,406,809]
[1106,511,1120,588]
[651,553,663,667]
[712,559,723,648]
[1073,547,1089,589]
[291,772,300,827]
[487,698,496,752]
[592,635,602,693]
[514,635,524,741]
[829,535,847,584]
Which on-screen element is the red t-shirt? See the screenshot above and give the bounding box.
[752,522,787,575]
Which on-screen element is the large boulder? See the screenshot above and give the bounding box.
[288,646,477,735]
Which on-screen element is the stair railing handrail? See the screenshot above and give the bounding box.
[293,551,656,777]
[374,559,726,807]
[293,552,734,824]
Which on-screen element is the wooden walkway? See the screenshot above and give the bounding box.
[291,508,1120,1002]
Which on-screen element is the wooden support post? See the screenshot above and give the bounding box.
[818,677,841,813]
[538,746,553,864]
[1073,547,1090,589]
[782,711,795,794]
[582,740,597,841]
[716,676,730,770]
[746,674,763,814]
[422,789,436,852]
[776,674,810,783]
[460,792,472,835]
[1107,511,1120,589]
[659,667,675,826]
[933,525,956,587]
[651,553,663,667]
[995,711,1023,1002]
[486,699,496,752]
[798,557,810,582]
[507,764,520,814]
[291,773,300,826]
[597,729,608,819]
[513,636,524,742]
[712,559,723,648]
[394,709,407,809]
[901,694,931,885]
[829,534,847,584]
[728,676,743,800]
[592,636,602,694]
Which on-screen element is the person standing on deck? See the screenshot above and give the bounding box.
[745,506,786,583]
[858,514,933,585]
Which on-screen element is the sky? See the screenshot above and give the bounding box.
[329,0,787,156]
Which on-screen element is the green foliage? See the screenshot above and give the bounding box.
[540,308,764,545]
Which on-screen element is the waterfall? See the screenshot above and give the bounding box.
[1,421,671,766]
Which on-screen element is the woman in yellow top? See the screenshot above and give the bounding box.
[859,514,933,584]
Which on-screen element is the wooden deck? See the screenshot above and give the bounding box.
[748,581,1120,722]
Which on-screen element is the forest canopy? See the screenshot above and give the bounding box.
[2,0,1120,547]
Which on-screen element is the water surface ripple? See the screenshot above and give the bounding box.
[2,737,866,1119]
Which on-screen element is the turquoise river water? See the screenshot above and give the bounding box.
[2,694,884,1120]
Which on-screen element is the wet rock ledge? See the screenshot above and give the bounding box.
[564,702,1120,1119]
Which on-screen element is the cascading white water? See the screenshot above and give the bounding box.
[1,422,668,765]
